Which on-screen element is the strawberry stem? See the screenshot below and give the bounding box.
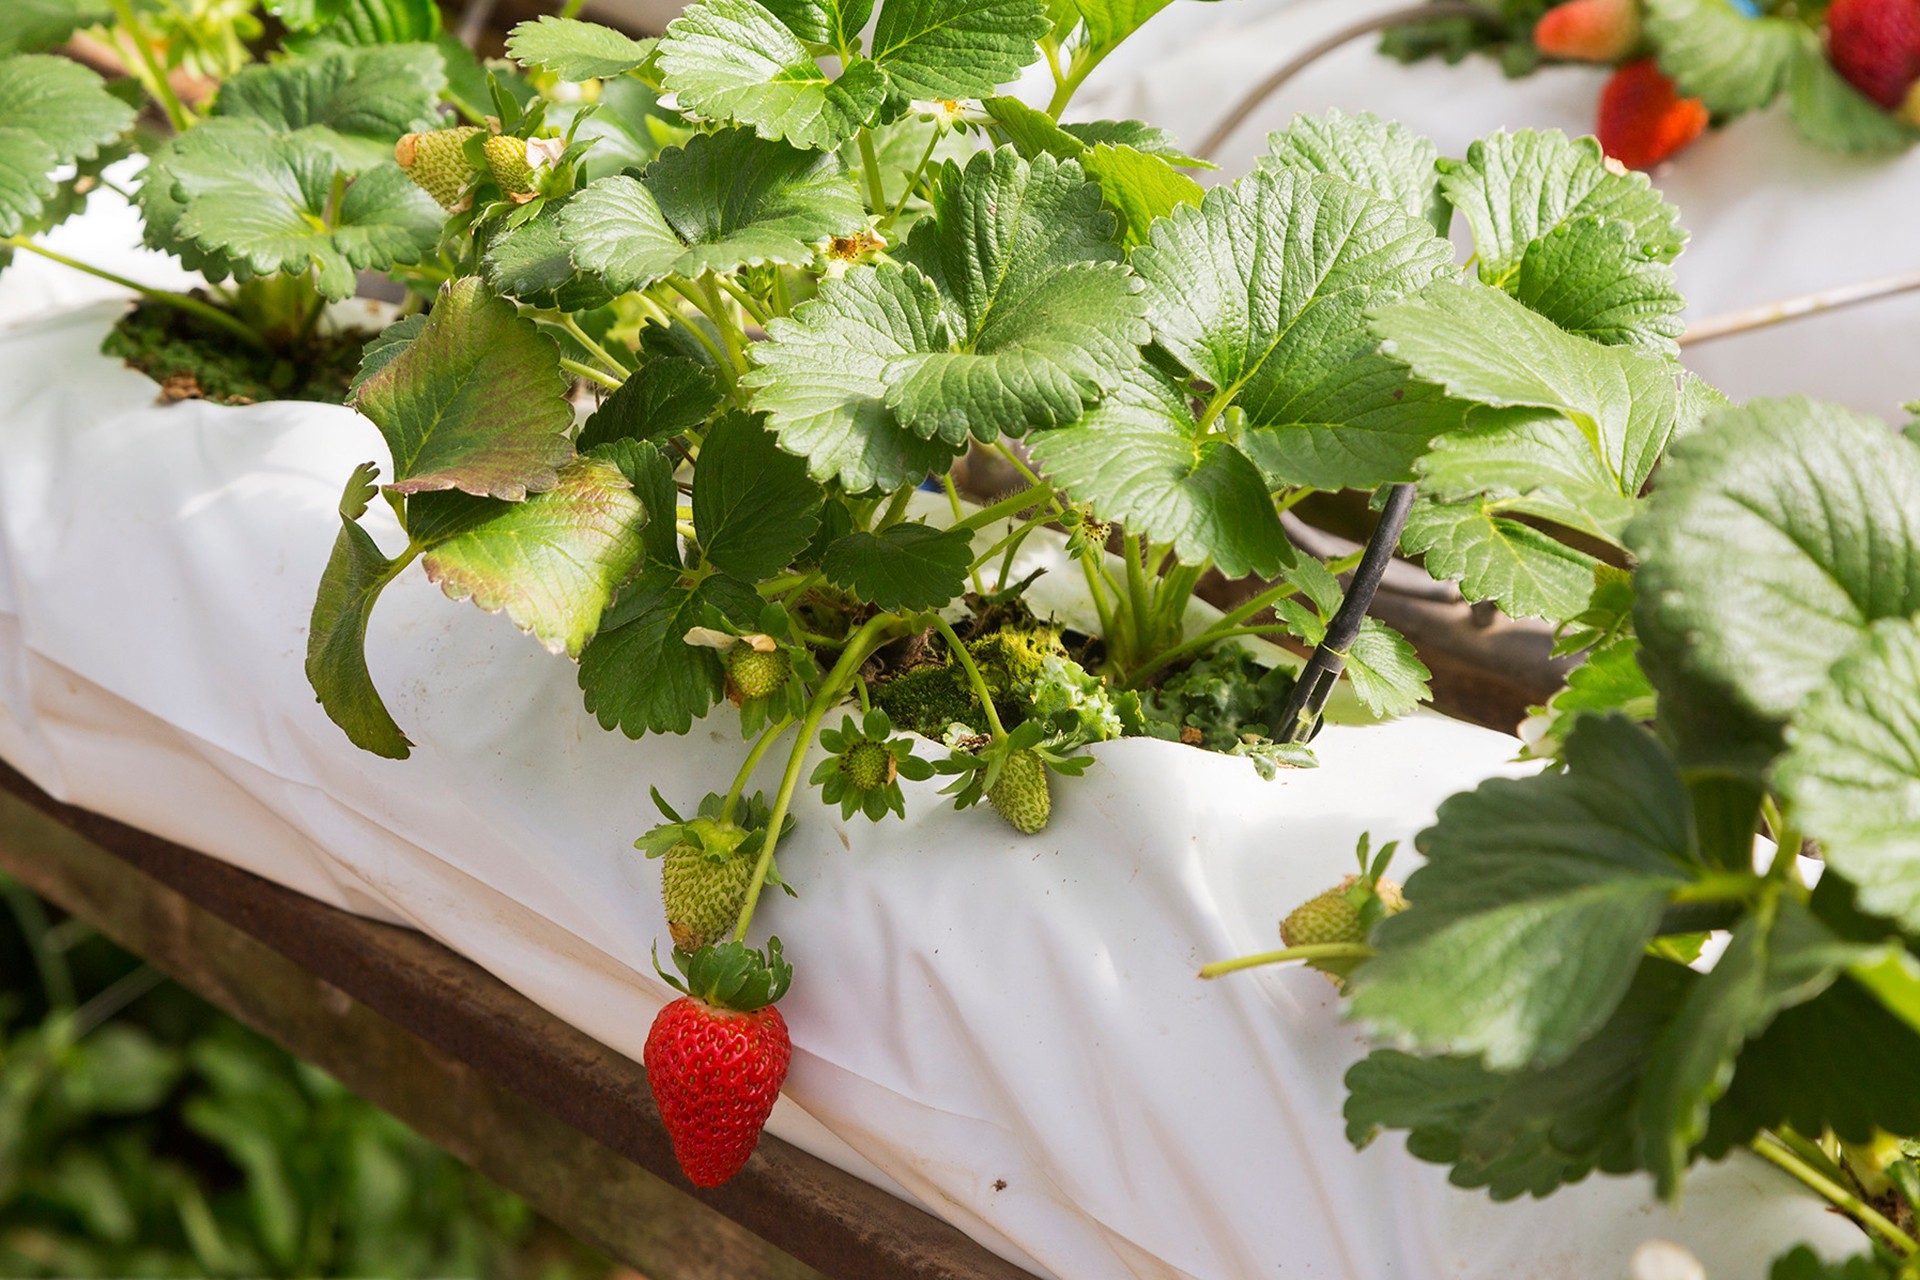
[730,614,898,947]
[1752,1131,1920,1256]
[721,715,795,825]
[929,614,1007,739]
[1198,942,1376,979]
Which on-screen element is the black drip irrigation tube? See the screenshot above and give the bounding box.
[1273,482,1416,744]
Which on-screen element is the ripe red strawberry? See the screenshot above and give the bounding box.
[1827,0,1920,115]
[1596,58,1709,169]
[645,940,793,1187]
[1535,0,1642,62]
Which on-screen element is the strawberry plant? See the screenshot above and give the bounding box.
[1386,0,1920,166]
[1210,401,1920,1274]
[274,0,1751,1188]
[0,0,505,402]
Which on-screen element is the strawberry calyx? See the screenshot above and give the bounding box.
[656,937,793,1013]
[811,707,935,822]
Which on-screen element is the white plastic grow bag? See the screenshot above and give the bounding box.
[0,200,1872,1279]
[1071,0,1920,423]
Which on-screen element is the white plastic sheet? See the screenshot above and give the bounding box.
[0,203,1873,1279]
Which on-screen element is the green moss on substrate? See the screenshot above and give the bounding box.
[875,628,1067,737]
[102,299,368,406]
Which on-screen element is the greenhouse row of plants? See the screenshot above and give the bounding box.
[2,0,1919,1275]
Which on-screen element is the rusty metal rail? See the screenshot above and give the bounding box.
[0,760,1039,1280]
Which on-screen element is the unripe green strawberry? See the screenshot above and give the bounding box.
[1281,874,1405,983]
[840,740,895,791]
[987,748,1050,834]
[662,836,753,953]
[483,134,535,194]
[726,645,790,704]
[395,126,480,210]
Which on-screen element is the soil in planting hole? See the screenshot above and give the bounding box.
[102,298,371,406]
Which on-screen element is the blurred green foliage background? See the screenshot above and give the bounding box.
[0,872,616,1279]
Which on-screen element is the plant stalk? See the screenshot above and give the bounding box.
[559,356,622,390]
[107,0,194,132]
[3,236,269,351]
[1273,483,1415,743]
[731,615,897,944]
[1199,942,1375,979]
[1752,1131,1920,1256]
[930,614,1007,738]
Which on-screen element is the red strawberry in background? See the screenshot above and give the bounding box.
[1597,58,1710,168]
[1827,0,1920,121]
[1535,0,1643,62]
[644,938,793,1187]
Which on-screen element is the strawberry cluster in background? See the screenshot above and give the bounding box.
[1388,0,1920,166]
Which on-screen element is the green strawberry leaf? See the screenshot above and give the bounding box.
[407,456,648,658]
[1524,637,1654,760]
[352,276,574,499]
[286,0,440,46]
[1787,38,1920,154]
[578,567,764,736]
[761,0,876,47]
[1708,970,1920,1150]
[306,462,412,759]
[1076,142,1202,249]
[577,357,723,451]
[692,411,824,580]
[0,54,136,236]
[745,263,964,493]
[565,127,865,293]
[1372,281,1681,502]
[165,118,441,300]
[1349,715,1700,1070]
[1260,109,1445,233]
[1399,496,1599,622]
[1029,364,1293,579]
[1509,217,1685,353]
[505,16,657,80]
[595,439,683,569]
[869,0,1049,99]
[1628,398,1920,732]
[752,148,1147,479]
[1343,620,1431,719]
[658,0,888,150]
[1634,897,1862,1199]
[481,198,615,311]
[889,147,1147,444]
[821,522,974,611]
[1646,0,1799,114]
[1777,618,1920,933]
[0,0,114,55]
[1768,1246,1898,1280]
[1131,168,1461,492]
[1345,961,1691,1200]
[1437,130,1686,290]
[1070,0,1174,52]
[1413,406,1639,545]
[1060,120,1208,167]
[211,44,444,171]
[978,98,1202,246]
